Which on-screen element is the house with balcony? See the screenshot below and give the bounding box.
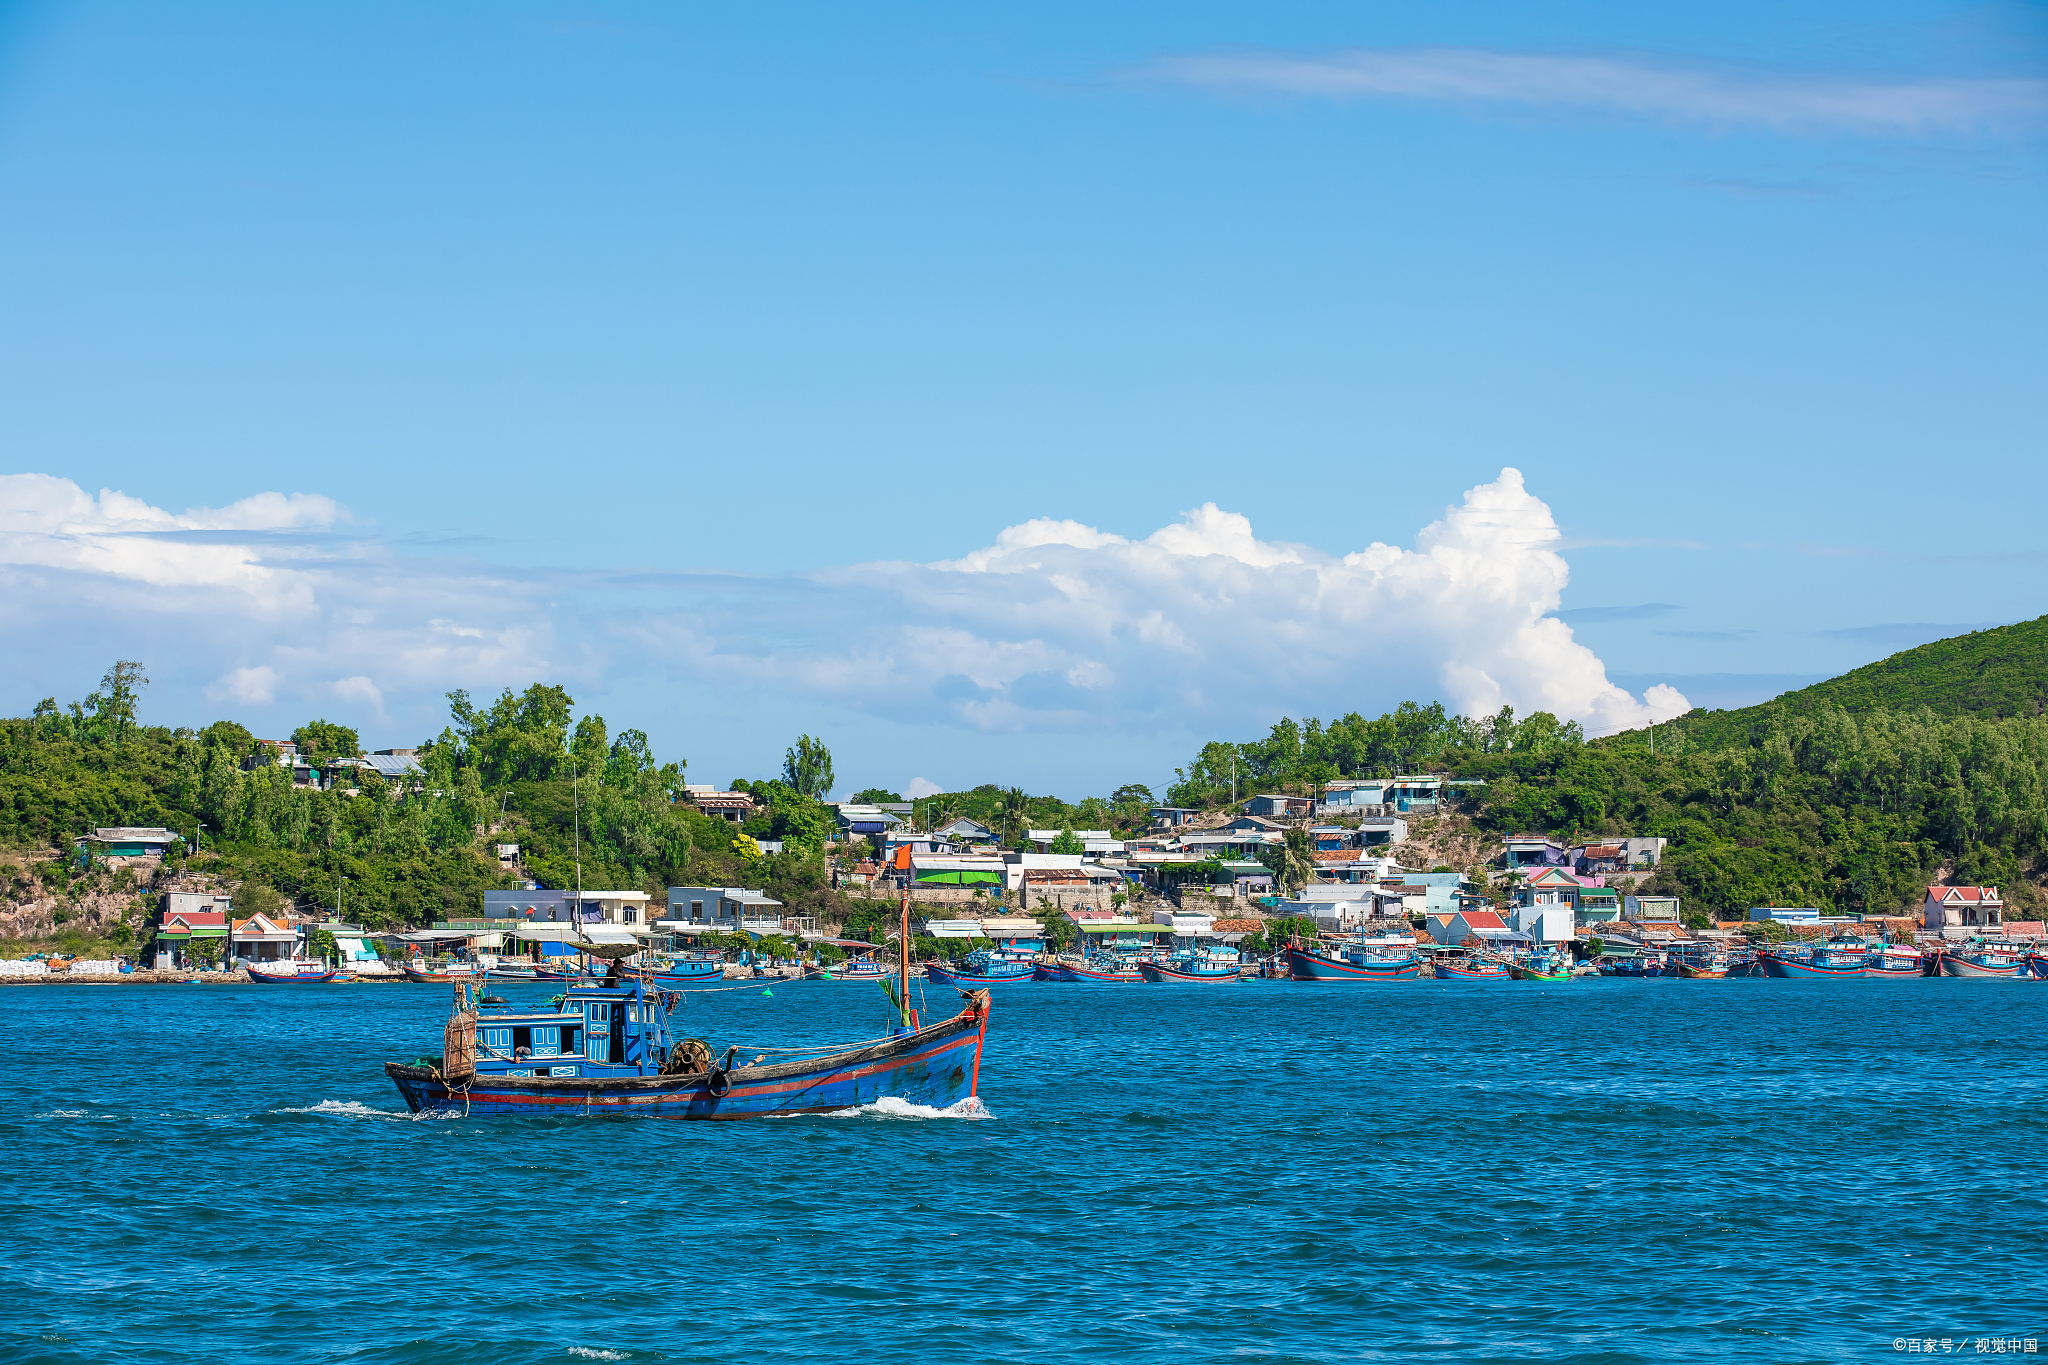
[688,790,757,823]
[662,886,788,935]
[1923,885,2004,933]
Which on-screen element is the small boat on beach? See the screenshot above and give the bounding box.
[247,961,339,984]
[403,960,478,984]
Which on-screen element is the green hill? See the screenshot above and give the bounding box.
[1656,614,2048,752]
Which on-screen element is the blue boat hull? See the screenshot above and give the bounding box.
[926,963,1032,988]
[1062,963,1142,983]
[1761,953,1865,979]
[1433,963,1509,980]
[1286,946,1422,981]
[386,1001,991,1119]
[1138,962,1239,983]
[639,962,724,985]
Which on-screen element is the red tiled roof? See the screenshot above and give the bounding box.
[1929,885,1999,901]
[1457,910,1508,930]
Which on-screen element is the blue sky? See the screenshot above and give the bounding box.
[1,1,2043,797]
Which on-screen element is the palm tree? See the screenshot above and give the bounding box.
[1279,827,1316,896]
[999,787,1030,847]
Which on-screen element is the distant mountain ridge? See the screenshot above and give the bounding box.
[1659,613,2048,750]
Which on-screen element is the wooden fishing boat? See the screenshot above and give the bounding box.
[926,960,1030,987]
[1431,950,1509,981]
[1061,957,1142,983]
[1759,945,1867,979]
[1508,961,1574,982]
[1672,959,1727,979]
[1864,948,1924,979]
[1285,943,1422,982]
[1138,958,1240,983]
[1940,949,2028,978]
[385,893,992,1119]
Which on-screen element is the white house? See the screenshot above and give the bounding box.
[1511,900,1575,943]
[1923,885,2003,932]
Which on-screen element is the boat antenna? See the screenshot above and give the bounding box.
[572,755,585,973]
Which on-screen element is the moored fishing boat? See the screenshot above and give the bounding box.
[385,893,993,1119]
[1139,949,1241,983]
[1430,948,1509,981]
[927,956,1032,988]
[1759,944,1867,979]
[1508,956,1573,982]
[1940,947,2028,978]
[1061,956,1143,983]
[1864,946,1925,979]
[1286,938,1422,982]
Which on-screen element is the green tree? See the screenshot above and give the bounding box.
[291,719,361,765]
[1278,827,1316,896]
[94,660,149,743]
[782,735,835,799]
[850,788,901,803]
[1049,823,1084,855]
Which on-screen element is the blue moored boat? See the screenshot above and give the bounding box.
[1760,944,1869,978]
[1138,947,1240,983]
[1061,955,1143,983]
[1286,938,1422,982]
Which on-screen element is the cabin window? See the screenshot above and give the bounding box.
[532,1026,559,1056]
[562,1027,580,1055]
[588,1002,611,1024]
[512,1026,532,1057]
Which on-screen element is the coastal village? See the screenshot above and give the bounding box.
[6,761,2040,984]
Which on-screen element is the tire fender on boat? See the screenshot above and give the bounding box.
[705,1067,731,1099]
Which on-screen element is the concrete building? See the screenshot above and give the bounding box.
[1923,885,2004,932]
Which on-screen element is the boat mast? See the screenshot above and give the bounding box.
[898,886,911,1031]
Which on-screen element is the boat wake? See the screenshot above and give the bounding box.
[819,1095,995,1121]
[566,1350,629,1361]
[274,1099,414,1121]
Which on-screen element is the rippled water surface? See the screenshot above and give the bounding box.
[2,975,2043,1363]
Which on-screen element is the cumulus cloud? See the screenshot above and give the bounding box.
[0,468,1687,745]
[1138,47,2048,134]
[666,468,1689,735]
[207,665,281,706]
[904,777,943,798]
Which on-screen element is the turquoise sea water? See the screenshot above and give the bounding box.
[2,976,2043,1363]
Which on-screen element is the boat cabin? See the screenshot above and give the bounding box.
[467,977,676,1080]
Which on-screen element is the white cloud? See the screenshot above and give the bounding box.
[207,665,281,706]
[669,467,1689,736]
[0,468,1687,750]
[331,675,385,717]
[904,777,943,798]
[1139,47,2048,134]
